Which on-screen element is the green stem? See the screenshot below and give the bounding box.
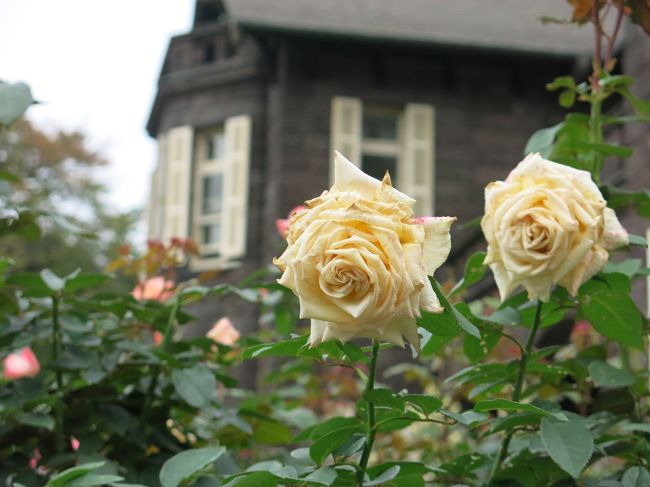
[162,298,179,351]
[485,300,543,486]
[141,299,179,425]
[590,96,604,180]
[51,295,65,455]
[356,341,380,487]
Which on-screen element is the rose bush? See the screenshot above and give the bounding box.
[481,152,628,301]
[274,152,455,349]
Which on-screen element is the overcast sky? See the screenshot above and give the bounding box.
[1,0,194,217]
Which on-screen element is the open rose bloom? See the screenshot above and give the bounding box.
[274,152,455,350]
[481,153,628,301]
[131,276,175,303]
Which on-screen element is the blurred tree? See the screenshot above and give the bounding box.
[0,119,139,282]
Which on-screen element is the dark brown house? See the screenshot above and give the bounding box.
[145,0,650,335]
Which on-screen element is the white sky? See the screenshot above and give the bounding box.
[0,0,194,217]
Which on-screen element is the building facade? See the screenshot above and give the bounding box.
[146,0,650,338]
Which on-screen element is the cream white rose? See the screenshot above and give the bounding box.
[481,153,628,302]
[274,152,455,350]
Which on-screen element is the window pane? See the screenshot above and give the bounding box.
[201,223,220,245]
[363,111,398,140]
[202,174,223,214]
[207,130,225,160]
[362,155,397,182]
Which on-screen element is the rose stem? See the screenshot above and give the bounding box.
[51,295,65,455]
[140,297,179,427]
[485,300,543,486]
[356,340,380,486]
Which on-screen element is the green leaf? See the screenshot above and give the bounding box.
[16,412,55,431]
[559,90,576,108]
[451,303,481,339]
[251,416,293,445]
[474,399,567,420]
[68,475,124,486]
[588,360,635,387]
[439,409,488,426]
[223,472,277,487]
[45,462,106,487]
[428,278,481,338]
[159,447,225,487]
[622,423,650,434]
[579,288,644,349]
[524,122,564,156]
[490,412,541,433]
[463,328,500,364]
[540,418,593,478]
[366,465,400,486]
[309,417,362,440]
[628,234,648,247]
[0,81,34,126]
[310,426,358,464]
[64,273,109,292]
[7,272,51,297]
[573,141,633,158]
[450,252,487,296]
[546,76,576,91]
[603,259,643,277]
[619,86,650,117]
[364,389,405,412]
[243,335,308,359]
[602,186,650,218]
[303,467,338,486]
[171,364,217,408]
[622,467,650,487]
[403,394,442,416]
[40,269,65,292]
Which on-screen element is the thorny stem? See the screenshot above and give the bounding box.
[485,300,543,487]
[356,340,380,487]
[51,295,65,455]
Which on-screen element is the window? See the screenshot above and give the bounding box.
[194,127,227,255]
[147,117,251,271]
[190,116,252,269]
[361,106,400,182]
[330,97,435,216]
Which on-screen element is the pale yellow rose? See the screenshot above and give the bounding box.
[481,153,628,302]
[274,152,455,350]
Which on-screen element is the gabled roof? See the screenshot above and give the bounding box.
[222,0,599,56]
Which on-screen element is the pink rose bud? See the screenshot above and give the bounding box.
[29,448,42,469]
[276,205,307,238]
[71,437,80,451]
[3,348,40,380]
[132,277,175,303]
[206,317,240,346]
[152,331,164,346]
[275,218,290,238]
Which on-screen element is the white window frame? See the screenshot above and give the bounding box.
[193,127,227,256]
[330,97,435,216]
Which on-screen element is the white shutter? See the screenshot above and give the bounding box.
[221,115,251,258]
[330,96,362,182]
[401,103,435,216]
[162,126,193,242]
[147,133,168,240]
